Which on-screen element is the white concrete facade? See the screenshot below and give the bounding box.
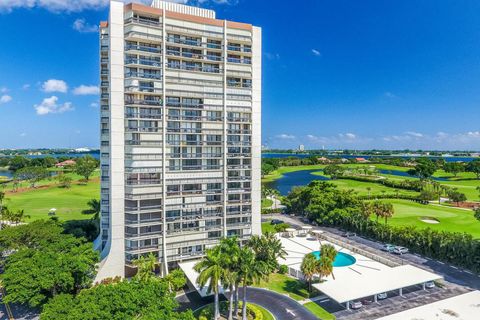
[96,0,261,281]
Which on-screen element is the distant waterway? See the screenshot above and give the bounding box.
[262,153,478,162]
[264,169,329,195]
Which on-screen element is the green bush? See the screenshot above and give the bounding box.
[198,301,265,320]
[278,264,288,274]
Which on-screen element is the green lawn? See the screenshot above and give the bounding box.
[255,273,314,301]
[377,199,480,238]
[3,174,99,222]
[261,198,273,208]
[309,172,418,197]
[303,302,336,320]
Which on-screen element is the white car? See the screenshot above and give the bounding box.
[349,301,363,310]
[377,292,388,300]
[393,246,409,255]
[425,281,435,289]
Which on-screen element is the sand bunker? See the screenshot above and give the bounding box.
[420,217,440,224]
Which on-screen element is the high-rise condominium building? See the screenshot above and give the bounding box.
[95,0,261,281]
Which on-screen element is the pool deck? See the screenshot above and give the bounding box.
[277,234,442,306]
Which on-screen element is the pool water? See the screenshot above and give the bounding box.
[311,251,356,267]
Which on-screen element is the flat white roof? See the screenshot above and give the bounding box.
[277,235,442,304]
[312,264,441,303]
[376,291,480,320]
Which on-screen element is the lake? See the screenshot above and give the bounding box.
[264,169,329,195]
[262,153,478,162]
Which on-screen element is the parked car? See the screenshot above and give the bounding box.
[376,292,388,300]
[425,281,436,289]
[361,298,373,305]
[382,244,396,252]
[393,246,409,255]
[349,301,363,310]
[342,232,356,238]
[270,219,284,225]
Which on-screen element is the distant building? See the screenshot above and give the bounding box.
[355,157,369,163]
[74,147,91,152]
[55,160,76,168]
[298,144,305,152]
[317,157,331,163]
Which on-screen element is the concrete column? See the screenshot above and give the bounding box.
[346,302,350,310]
[423,283,426,290]
[399,288,403,297]
[374,295,378,303]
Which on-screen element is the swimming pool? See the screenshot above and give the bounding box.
[311,251,356,267]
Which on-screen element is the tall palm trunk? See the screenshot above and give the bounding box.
[214,289,220,320]
[228,284,234,320]
[234,283,239,318]
[242,283,248,320]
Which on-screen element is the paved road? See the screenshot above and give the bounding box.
[177,287,318,320]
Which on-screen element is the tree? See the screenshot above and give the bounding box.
[248,233,286,274]
[86,198,101,220]
[237,247,264,320]
[444,162,464,177]
[132,253,157,282]
[466,160,480,179]
[8,156,30,172]
[57,174,73,188]
[300,253,318,292]
[2,234,99,308]
[323,164,344,179]
[218,237,240,320]
[407,158,436,180]
[14,166,49,188]
[320,244,337,280]
[74,155,98,182]
[474,208,480,222]
[8,209,30,225]
[194,247,226,320]
[261,163,275,177]
[448,190,467,205]
[41,278,195,320]
[164,269,187,293]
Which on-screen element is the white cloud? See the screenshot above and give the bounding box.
[384,91,397,98]
[0,0,236,13]
[276,134,296,140]
[405,131,423,138]
[34,96,73,115]
[73,85,99,95]
[42,79,68,93]
[311,49,321,57]
[73,18,98,33]
[20,132,27,137]
[22,84,31,90]
[339,133,356,139]
[0,87,8,93]
[90,102,99,108]
[265,52,280,60]
[0,95,12,104]
[0,0,109,13]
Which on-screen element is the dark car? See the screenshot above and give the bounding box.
[270,219,284,225]
[342,232,356,238]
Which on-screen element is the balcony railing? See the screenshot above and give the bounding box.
[126,44,161,54]
[125,72,161,80]
[125,99,162,106]
[167,63,220,74]
[125,58,161,67]
[167,37,201,46]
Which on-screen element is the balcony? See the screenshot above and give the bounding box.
[125,112,162,120]
[125,17,161,27]
[125,85,162,94]
[125,58,161,68]
[125,99,162,106]
[167,37,201,47]
[167,63,220,74]
[125,72,161,80]
[126,179,162,186]
[126,44,161,54]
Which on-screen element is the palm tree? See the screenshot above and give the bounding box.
[87,199,101,220]
[219,237,240,320]
[237,247,264,320]
[320,244,337,280]
[194,247,226,320]
[132,253,157,282]
[317,255,334,281]
[381,202,394,224]
[9,209,30,225]
[248,233,286,274]
[300,253,318,292]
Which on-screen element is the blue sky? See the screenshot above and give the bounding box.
[0,0,480,150]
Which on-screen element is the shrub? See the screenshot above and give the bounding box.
[278,264,288,274]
